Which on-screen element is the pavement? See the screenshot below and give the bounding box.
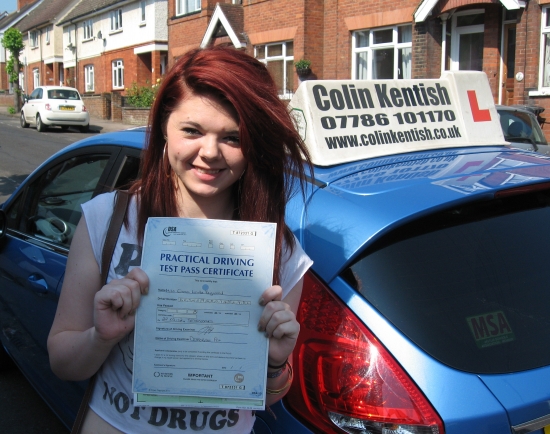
[1,105,134,134]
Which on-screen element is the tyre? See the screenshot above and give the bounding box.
[36,114,47,132]
[20,111,29,128]
[80,124,90,133]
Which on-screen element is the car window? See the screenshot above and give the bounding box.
[29,89,40,100]
[37,89,43,99]
[48,90,80,100]
[17,154,111,248]
[498,109,548,145]
[342,185,550,374]
[114,155,141,189]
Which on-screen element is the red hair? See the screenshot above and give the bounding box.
[131,46,312,285]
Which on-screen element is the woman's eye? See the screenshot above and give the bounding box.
[183,128,201,136]
[226,136,240,144]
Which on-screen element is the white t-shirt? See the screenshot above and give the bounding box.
[81,191,313,434]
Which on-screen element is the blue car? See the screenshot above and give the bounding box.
[1,72,550,434]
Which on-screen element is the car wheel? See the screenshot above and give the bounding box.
[80,124,90,133]
[20,111,29,128]
[36,114,47,132]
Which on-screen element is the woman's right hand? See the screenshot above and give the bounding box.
[93,267,149,344]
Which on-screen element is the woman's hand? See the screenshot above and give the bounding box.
[258,285,300,367]
[94,267,149,344]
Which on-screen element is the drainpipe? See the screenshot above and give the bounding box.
[440,13,449,75]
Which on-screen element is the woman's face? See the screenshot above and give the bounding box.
[165,92,246,216]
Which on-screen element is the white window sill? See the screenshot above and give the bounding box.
[31,46,39,50]
[140,22,146,27]
[109,29,123,35]
[82,37,94,43]
[528,90,550,97]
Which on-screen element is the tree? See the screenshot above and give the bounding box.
[1,28,24,113]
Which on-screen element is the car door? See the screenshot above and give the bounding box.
[24,88,40,122]
[0,145,141,427]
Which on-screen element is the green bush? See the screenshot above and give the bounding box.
[125,79,161,108]
[7,106,15,115]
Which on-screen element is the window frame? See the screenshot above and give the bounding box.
[176,0,201,16]
[110,8,123,32]
[539,6,550,91]
[140,0,147,23]
[45,26,50,44]
[351,24,413,80]
[112,60,124,89]
[85,65,95,92]
[254,41,294,99]
[450,9,485,71]
[83,19,93,40]
[33,69,40,89]
[29,30,39,48]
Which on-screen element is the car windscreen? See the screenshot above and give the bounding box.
[341,185,550,374]
[47,90,81,100]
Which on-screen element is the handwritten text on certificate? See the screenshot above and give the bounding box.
[133,218,276,410]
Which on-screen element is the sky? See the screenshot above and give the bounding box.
[0,0,17,13]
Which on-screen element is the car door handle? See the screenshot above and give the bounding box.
[28,273,48,294]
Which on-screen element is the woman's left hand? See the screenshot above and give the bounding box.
[258,285,300,367]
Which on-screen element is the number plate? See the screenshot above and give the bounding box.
[59,106,75,111]
[544,425,550,434]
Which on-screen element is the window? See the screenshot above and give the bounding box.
[352,25,412,80]
[45,26,50,44]
[450,10,484,71]
[30,30,38,48]
[176,0,201,16]
[255,41,294,97]
[83,20,93,40]
[111,9,123,31]
[16,154,111,247]
[112,60,124,89]
[85,65,94,92]
[33,69,40,89]
[540,7,550,89]
[140,1,146,22]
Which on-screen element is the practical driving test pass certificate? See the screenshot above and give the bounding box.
[132,218,276,410]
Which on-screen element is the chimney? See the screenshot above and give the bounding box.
[17,0,39,10]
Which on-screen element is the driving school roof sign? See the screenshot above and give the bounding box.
[289,71,506,166]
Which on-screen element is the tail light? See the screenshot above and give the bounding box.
[45,103,51,111]
[82,105,88,112]
[285,272,444,434]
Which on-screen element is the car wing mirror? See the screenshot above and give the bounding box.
[0,209,6,239]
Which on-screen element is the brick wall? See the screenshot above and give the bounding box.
[122,107,150,125]
[82,93,112,120]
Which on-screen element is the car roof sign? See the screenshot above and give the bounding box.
[289,71,507,166]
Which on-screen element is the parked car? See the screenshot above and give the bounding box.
[20,86,90,133]
[496,104,550,155]
[1,73,550,433]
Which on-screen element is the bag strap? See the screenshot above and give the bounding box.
[71,190,129,434]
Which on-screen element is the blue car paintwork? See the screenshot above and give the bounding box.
[2,128,550,433]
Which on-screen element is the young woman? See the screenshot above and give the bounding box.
[47,46,313,433]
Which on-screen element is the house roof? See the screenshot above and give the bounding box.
[16,0,75,32]
[0,0,42,31]
[58,0,131,25]
[201,3,247,49]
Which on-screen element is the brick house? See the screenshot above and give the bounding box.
[57,0,168,95]
[166,0,550,137]
[0,0,43,93]
[15,0,77,94]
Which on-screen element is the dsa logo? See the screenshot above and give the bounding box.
[163,227,177,236]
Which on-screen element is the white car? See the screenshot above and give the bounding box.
[20,86,90,133]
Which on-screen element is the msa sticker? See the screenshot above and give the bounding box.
[467,311,515,349]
